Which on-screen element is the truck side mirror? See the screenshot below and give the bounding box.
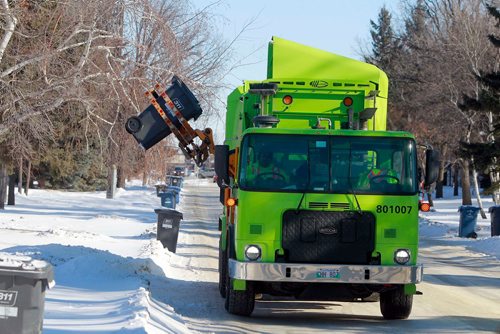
[424,149,440,189]
[215,145,229,188]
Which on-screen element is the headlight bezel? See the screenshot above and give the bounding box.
[244,244,262,261]
[394,248,411,265]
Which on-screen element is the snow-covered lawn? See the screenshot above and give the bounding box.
[0,181,498,332]
[1,179,202,333]
[419,187,499,260]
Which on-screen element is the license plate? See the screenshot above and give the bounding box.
[316,269,340,279]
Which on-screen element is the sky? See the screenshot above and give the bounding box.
[194,0,399,87]
[190,0,400,140]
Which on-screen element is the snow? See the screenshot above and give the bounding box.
[419,186,500,261]
[0,180,499,332]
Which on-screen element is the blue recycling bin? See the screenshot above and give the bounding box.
[155,184,167,196]
[159,191,176,209]
[458,205,480,238]
[167,186,181,204]
[488,205,500,237]
[166,175,184,188]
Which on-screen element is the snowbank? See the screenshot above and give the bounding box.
[419,186,499,260]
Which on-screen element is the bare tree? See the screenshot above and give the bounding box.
[0,0,238,198]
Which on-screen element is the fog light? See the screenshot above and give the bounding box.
[245,245,261,261]
[394,249,410,265]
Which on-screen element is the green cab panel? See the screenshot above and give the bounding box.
[234,190,419,266]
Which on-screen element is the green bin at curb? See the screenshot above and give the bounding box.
[0,253,55,334]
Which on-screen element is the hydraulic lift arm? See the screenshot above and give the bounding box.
[144,83,215,167]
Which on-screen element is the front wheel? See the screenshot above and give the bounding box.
[380,285,413,319]
[224,274,255,316]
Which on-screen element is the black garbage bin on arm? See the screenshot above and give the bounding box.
[489,205,500,237]
[155,209,183,252]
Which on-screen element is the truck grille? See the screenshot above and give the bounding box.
[308,202,328,209]
[282,210,375,264]
[308,202,350,210]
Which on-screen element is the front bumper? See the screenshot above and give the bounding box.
[229,259,423,284]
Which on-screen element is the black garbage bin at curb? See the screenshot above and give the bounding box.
[155,209,183,253]
[0,253,55,334]
[489,205,500,237]
[458,205,480,238]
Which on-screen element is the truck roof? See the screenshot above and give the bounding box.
[267,36,387,93]
[242,127,415,140]
[225,37,391,149]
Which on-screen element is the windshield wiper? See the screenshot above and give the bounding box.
[295,161,310,214]
[348,144,363,214]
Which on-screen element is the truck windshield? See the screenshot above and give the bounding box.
[239,134,417,195]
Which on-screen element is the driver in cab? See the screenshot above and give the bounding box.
[358,161,399,190]
[248,150,289,187]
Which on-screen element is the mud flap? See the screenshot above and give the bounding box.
[232,278,247,291]
[404,283,417,295]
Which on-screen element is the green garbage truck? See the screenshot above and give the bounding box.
[214,37,439,319]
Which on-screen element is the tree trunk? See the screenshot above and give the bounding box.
[142,170,147,187]
[117,166,126,188]
[436,177,444,198]
[453,163,459,196]
[435,145,448,198]
[8,174,15,205]
[106,164,117,199]
[471,162,487,218]
[17,157,23,194]
[461,160,472,205]
[427,183,435,208]
[0,163,8,209]
[490,159,500,205]
[24,160,31,196]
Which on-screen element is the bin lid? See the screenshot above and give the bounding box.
[154,208,183,219]
[458,205,480,212]
[488,205,500,213]
[158,191,175,197]
[0,253,55,284]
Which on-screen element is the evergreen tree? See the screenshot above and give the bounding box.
[460,4,500,204]
[367,6,398,71]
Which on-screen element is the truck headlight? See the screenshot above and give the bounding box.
[244,245,261,261]
[394,249,411,265]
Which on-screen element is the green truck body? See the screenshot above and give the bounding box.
[216,37,436,319]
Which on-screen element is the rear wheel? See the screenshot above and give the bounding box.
[380,285,413,319]
[218,236,227,298]
[224,272,255,316]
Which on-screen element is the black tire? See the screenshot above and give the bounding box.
[218,236,227,298]
[224,271,255,316]
[361,292,380,302]
[380,285,413,319]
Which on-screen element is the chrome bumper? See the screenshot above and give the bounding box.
[229,259,423,284]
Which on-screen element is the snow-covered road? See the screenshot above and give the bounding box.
[152,180,500,333]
